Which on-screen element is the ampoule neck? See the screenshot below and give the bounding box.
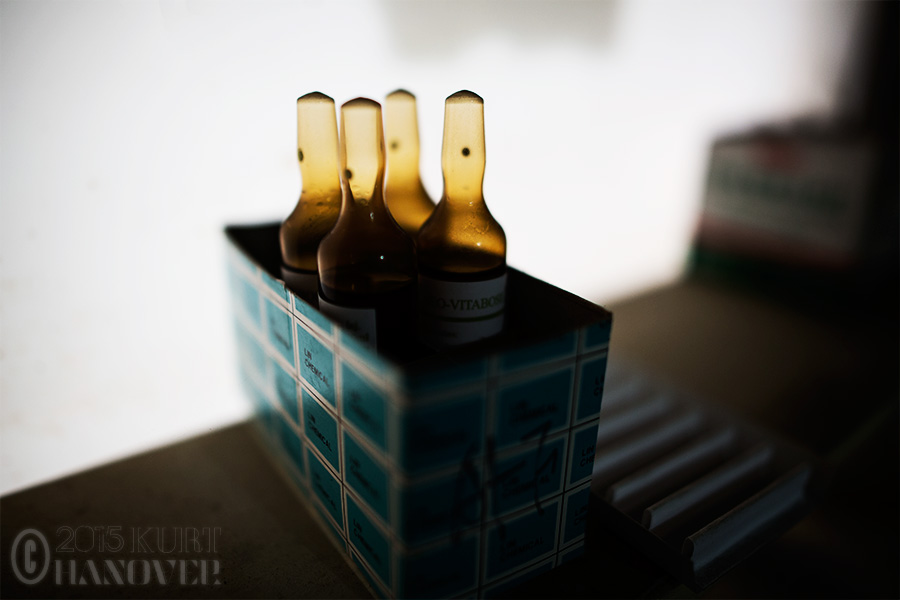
[296,92,341,198]
[339,97,391,217]
[440,90,486,208]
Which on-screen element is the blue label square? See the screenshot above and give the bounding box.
[246,376,271,420]
[484,559,554,599]
[584,318,612,352]
[314,501,346,551]
[399,536,479,599]
[500,332,576,372]
[274,362,298,424]
[262,270,290,304]
[297,326,335,406]
[563,486,591,544]
[398,469,481,545]
[294,295,333,334]
[278,415,304,476]
[347,495,391,587]
[485,500,559,580]
[339,331,391,377]
[577,355,607,422]
[303,390,339,472]
[341,363,386,450]
[405,359,487,394]
[234,321,266,381]
[265,298,294,365]
[237,276,261,328]
[402,393,483,473]
[495,369,574,448]
[491,437,566,517]
[238,361,257,405]
[343,433,389,523]
[308,449,342,527]
[569,424,598,486]
[351,551,384,597]
[559,542,585,565]
[257,400,277,442]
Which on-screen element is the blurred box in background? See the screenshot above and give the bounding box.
[691,1,898,313]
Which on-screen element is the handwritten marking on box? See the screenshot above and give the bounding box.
[492,436,566,517]
[485,500,559,580]
[401,393,484,473]
[496,369,574,449]
[397,468,481,545]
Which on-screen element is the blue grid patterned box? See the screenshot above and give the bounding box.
[226,224,611,598]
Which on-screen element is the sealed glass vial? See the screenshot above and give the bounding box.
[417,90,507,348]
[279,92,342,300]
[383,89,435,234]
[317,98,417,355]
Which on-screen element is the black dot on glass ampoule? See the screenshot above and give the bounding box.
[461,147,470,157]
[298,149,304,162]
[390,140,399,151]
[344,169,352,179]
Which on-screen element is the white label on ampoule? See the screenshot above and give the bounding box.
[418,273,507,348]
[318,296,377,347]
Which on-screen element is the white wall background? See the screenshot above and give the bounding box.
[0,0,860,494]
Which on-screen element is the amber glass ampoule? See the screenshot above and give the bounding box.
[417,90,507,348]
[279,92,342,299]
[317,98,417,354]
[384,89,435,234]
